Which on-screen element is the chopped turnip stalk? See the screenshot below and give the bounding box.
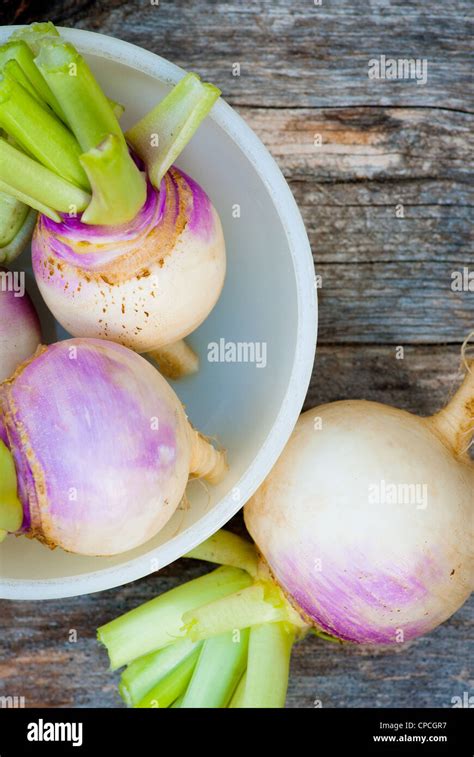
[0,40,66,121]
[0,190,29,247]
[0,138,90,220]
[180,628,249,708]
[240,623,296,708]
[126,72,221,188]
[11,22,60,57]
[136,646,201,708]
[148,339,200,380]
[35,40,123,151]
[229,673,247,708]
[0,204,36,264]
[109,98,125,120]
[35,40,146,225]
[0,73,89,190]
[182,582,305,642]
[97,566,252,670]
[3,59,45,104]
[0,439,23,541]
[80,134,146,225]
[185,529,259,577]
[119,639,202,706]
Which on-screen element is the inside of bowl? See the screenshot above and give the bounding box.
[0,53,299,584]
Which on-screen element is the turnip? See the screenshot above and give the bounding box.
[98,357,473,706]
[0,338,226,554]
[0,268,41,382]
[0,24,225,378]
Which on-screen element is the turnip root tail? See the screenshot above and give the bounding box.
[188,426,227,484]
[430,335,474,459]
[148,340,199,380]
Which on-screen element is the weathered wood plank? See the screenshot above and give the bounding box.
[3,0,472,110]
[237,106,473,343]
[239,107,473,184]
[241,107,473,269]
[304,344,471,415]
[316,261,473,343]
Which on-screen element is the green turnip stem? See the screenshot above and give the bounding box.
[35,40,124,151]
[0,40,66,120]
[171,695,184,708]
[97,566,252,670]
[136,646,201,708]
[0,73,89,190]
[0,190,29,247]
[0,138,90,221]
[182,581,304,642]
[10,22,60,56]
[229,672,247,708]
[180,628,249,708]
[0,205,36,264]
[147,339,199,380]
[240,622,296,708]
[80,134,147,226]
[0,440,23,537]
[4,59,44,104]
[35,39,146,225]
[119,638,202,706]
[126,72,221,188]
[431,359,474,458]
[185,529,258,577]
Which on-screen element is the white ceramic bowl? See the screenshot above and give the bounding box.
[0,27,317,599]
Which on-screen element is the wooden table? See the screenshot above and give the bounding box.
[1,0,472,708]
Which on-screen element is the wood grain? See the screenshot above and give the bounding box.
[0,0,472,710]
[5,0,472,110]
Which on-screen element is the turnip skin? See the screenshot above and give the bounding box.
[245,397,474,644]
[0,338,225,555]
[32,167,226,356]
[0,276,41,382]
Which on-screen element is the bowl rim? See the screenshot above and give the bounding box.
[0,26,317,600]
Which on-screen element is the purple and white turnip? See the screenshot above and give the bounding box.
[0,338,226,555]
[0,23,225,378]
